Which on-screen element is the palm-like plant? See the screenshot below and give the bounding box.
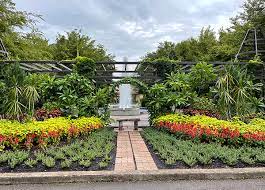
[213,64,263,119]
[1,63,40,120]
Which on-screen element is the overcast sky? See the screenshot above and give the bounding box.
[14,0,244,61]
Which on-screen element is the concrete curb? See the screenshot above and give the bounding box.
[0,168,265,185]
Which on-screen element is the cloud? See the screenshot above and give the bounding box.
[116,18,184,39]
[13,0,245,61]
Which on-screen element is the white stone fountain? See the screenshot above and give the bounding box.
[110,58,140,116]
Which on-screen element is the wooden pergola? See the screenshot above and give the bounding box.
[0,60,264,84]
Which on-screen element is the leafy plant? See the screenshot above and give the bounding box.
[79,159,91,167]
[191,96,217,112]
[154,113,265,146]
[0,117,103,150]
[142,127,264,167]
[60,159,72,168]
[189,62,217,95]
[42,156,55,168]
[75,56,96,78]
[25,158,38,168]
[212,64,263,119]
[0,64,40,120]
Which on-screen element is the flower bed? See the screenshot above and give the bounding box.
[0,128,116,172]
[154,114,265,146]
[0,117,103,150]
[142,127,265,168]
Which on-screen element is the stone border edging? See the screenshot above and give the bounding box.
[0,168,265,185]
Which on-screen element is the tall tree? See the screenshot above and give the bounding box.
[51,30,114,61]
[143,27,218,62]
[0,0,52,60]
[234,0,265,28]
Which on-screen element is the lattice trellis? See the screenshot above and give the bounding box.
[236,28,265,60]
[0,38,9,60]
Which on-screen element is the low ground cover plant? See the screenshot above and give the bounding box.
[0,128,116,172]
[142,127,265,167]
[0,117,103,150]
[154,114,265,146]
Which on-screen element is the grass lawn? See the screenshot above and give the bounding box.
[0,128,116,173]
[142,127,265,169]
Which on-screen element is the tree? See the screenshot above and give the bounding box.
[0,0,52,60]
[0,0,33,34]
[3,30,53,60]
[234,0,265,28]
[51,30,114,61]
[143,27,219,62]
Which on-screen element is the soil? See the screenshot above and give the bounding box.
[142,134,265,169]
[0,136,117,173]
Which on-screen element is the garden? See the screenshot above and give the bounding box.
[0,57,264,172]
[0,0,265,173]
[0,60,118,172]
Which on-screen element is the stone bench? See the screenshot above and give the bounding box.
[116,118,141,130]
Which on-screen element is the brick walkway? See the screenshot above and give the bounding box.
[114,131,157,171]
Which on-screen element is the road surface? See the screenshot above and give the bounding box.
[1,179,264,190]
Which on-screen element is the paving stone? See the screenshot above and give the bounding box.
[115,130,157,171]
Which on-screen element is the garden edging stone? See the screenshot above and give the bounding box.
[0,167,265,185]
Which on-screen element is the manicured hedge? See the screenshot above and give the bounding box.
[0,117,103,150]
[154,114,265,146]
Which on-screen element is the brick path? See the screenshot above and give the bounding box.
[114,131,157,171]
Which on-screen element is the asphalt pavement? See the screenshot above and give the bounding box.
[0,179,264,190]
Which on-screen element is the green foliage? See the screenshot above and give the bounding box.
[144,72,196,119]
[75,56,96,78]
[147,58,181,79]
[142,127,265,167]
[248,55,263,65]
[143,27,219,62]
[0,128,115,170]
[40,73,110,118]
[60,159,72,168]
[51,30,114,61]
[79,159,91,167]
[25,158,38,168]
[0,117,103,150]
[212,64,263,119]
[0,63,39,119]
[191,96,217,112]
[42,156,55,168]
[235,0,265,29]
[189,62,217,95]
[99,160,109,168]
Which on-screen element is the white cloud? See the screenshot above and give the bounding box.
[116,19,184,39]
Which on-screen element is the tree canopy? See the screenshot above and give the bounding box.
[143,0,265,62]
[50,30,114,61]
[0,0,114,61]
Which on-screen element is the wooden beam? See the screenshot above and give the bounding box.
[58,63,72,71]
[20,63,42,71]
[93,76,160,80]
[19,66,32,71]
[47,63,63,71]
[34,63,52,71]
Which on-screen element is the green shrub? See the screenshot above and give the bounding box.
[189,62,217,95]
[42,156,55,168]
[60,159,72,168]
[75,56,96,78]
[25,158,38,168]
[191,96,217,112]
[79,159,91,167]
